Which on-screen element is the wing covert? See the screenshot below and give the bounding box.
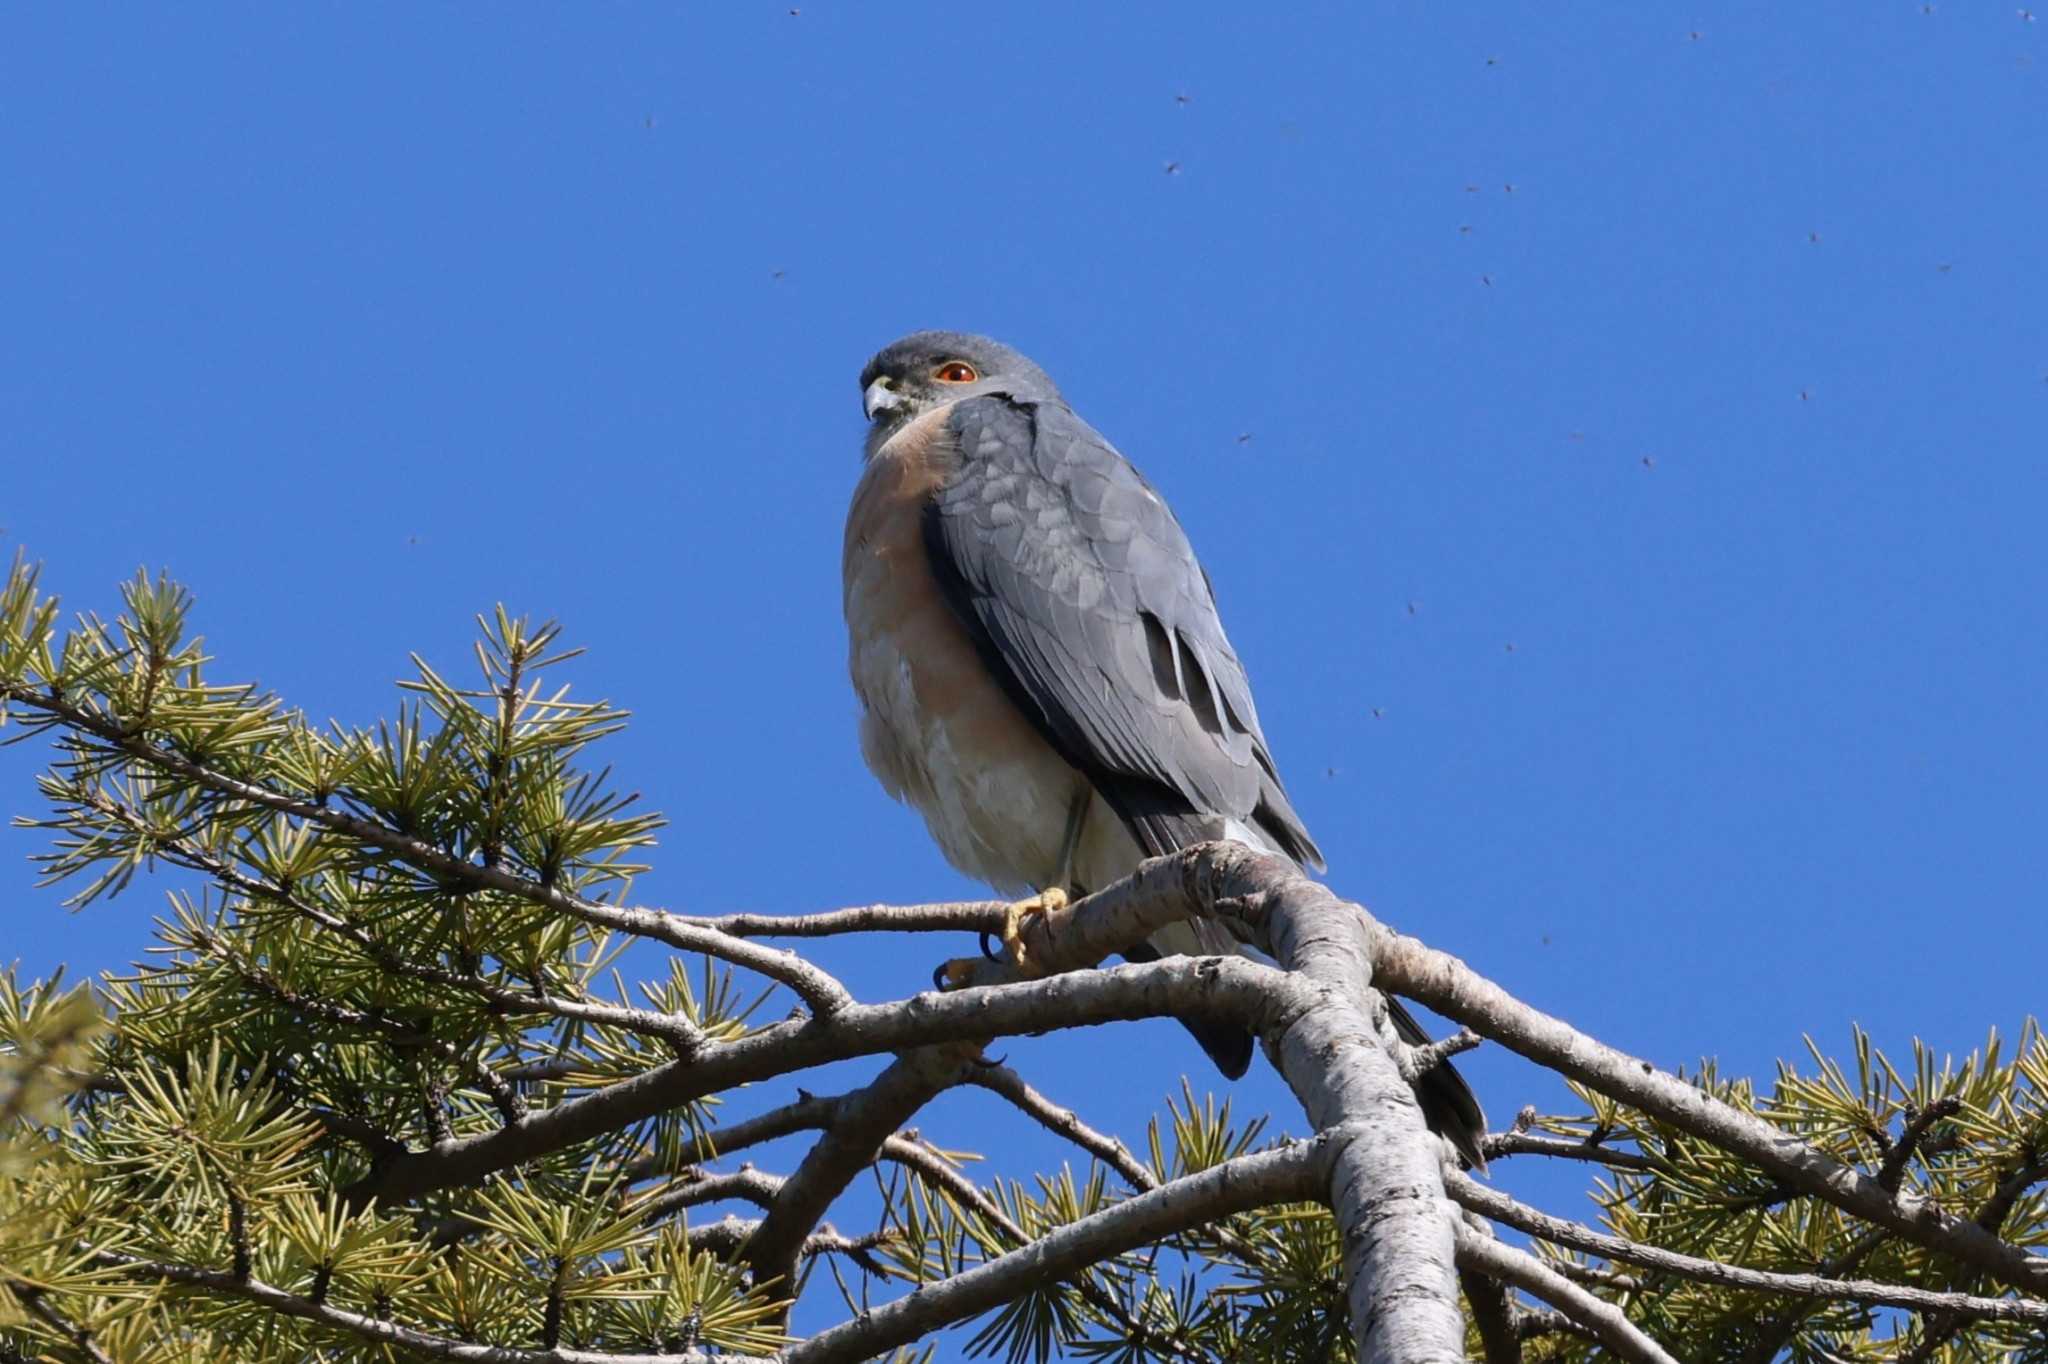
[923,395,1321,869]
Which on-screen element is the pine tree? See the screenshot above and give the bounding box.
[3,555,2043,1362]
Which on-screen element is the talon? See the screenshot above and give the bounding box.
[934,958,979,990]
[971,1051,1007,1069]
[999,887,1070,977]
[978,931,1003,962]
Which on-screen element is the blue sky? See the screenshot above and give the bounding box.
[3,1,2044,1336]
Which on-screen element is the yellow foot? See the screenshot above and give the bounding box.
[933,888,1071,990]
[1000,887,1069,976]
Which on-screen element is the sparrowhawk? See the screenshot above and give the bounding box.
[842,330,1484,1167]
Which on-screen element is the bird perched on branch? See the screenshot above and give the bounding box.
[842,330,1484,1167]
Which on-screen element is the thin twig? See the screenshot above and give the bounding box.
[1480,1129,1663,1173]
[1878,1097,1963,1193]
[963,1064,1157,1191]
[638,1167,787,1223]
[1406,1028,1481,1078]
[684,902,1010,939]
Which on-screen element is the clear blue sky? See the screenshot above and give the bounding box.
[4,0,2043,1327]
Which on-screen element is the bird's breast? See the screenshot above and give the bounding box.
[842,413,1088,894]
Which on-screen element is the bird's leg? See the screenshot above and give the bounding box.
[939,791,1090,990]
[996,789,1090,975]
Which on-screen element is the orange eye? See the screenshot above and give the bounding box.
[933,361,978,384]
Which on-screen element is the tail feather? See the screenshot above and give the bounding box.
[1100,784,1488,1169]
[1122,937,1255,1079]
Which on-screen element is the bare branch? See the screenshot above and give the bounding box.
[743,1047,974,1298]
[1479,1128,1663,1173]
[938,842,1472,1359]
[783,1137,1325,1364]
[344,955,1287,1208]
[686,901,1010,939]
[1375,928,2048,1295]
[1452,1226,1679,1364]
[686,1218,892,1265]
[655,1092,845,1172]
[1404,1027,1481,1079]
[963,1064,1157,1191]
[638,1166,787,1222]
[1446,1170,2048,1325]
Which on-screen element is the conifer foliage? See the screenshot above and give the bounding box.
[1,555,2042,1361]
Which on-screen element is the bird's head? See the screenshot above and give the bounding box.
[858,331,1060,443]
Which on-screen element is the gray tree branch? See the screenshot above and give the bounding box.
[343,956,1286,1207]
[1446,1169,2048,1325]
[938,840,1470,1360]
[1373,923,2048,1294]
[1450,1226,1678,1364]
[742,1046,974,1302]
[782,1137,1324,1364]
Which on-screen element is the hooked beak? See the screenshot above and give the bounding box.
[863,376,908,422]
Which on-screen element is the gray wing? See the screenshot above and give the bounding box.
[923,394,1322,871]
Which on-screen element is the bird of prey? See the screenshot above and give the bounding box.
[842,330,1484,1166]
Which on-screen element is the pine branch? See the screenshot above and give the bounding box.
[1877,1096,1963,1192]
[86,1252,758,1363]
[206,945,528,1123]
[13,1285,115,1364]
[1731,1226,1890,1364]
[1374,924,2048,1295]
[1445,1169,2048,1326]
[109,806,708,1051]
[0,682,851,1015]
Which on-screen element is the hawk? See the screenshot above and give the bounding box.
[843,331,1483,1166]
